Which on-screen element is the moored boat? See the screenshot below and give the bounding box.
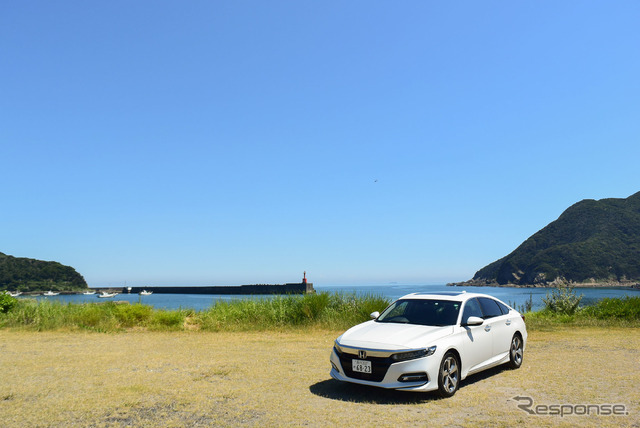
[43,291,60,296]
[140,290,153,296]
[97,292,118,298]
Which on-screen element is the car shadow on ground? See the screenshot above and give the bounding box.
[309,365,508,404]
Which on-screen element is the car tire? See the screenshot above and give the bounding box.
[437,352,460,398]
[507,333,524,369]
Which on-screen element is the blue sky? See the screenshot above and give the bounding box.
[1,1,639,287]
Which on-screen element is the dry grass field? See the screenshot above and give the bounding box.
[0,327,638,427]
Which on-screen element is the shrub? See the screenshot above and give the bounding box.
[0,293,17,313]
[542,284,583,315]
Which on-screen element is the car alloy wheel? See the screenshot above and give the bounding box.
[438,352,459,397]
[508,334,523,369]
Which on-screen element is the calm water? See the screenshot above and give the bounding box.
[24,284,640,312]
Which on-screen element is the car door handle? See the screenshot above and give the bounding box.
[506,319,512,326]
[484,325,491,332]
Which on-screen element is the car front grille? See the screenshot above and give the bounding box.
[335,348,393,382]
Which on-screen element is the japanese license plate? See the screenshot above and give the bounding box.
[352,359,372,374]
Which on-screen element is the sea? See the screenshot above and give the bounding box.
[24,283,640,312]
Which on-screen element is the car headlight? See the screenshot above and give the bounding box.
[334,341,343,355]
[391,346,436,362]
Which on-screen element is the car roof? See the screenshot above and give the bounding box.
[398,291,496,302]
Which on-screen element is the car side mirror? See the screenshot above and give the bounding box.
[370,311,380,320]
[463,316,484,326]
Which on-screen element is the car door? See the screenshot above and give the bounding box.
[478,297,511,358]
[460,298,492,373]
[491,298,520,356]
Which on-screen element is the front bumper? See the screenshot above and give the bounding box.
[329,347,440,392]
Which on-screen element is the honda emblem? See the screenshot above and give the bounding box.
[358,350,367,359]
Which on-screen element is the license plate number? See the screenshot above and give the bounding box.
[352,359,372,374]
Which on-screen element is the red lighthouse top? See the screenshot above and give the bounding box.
[303,271,307,284]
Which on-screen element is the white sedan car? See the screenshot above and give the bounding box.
[330,291,527,397]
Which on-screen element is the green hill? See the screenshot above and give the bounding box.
[0,252,88,292]
[461,191,640,286]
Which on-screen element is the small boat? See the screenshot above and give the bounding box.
[139,290,153,296]
[7,291,22,297]
[97,292,118,298]
[83,290,96,295]
[44,291,60,296]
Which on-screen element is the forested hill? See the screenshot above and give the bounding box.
[0,252,88,292]
[462,191,640,286]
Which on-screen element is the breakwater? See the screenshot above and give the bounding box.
[97,282,315,295]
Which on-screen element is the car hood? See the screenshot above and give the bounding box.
[337,320,454,351]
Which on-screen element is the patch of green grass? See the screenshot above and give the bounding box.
[0,300,157,331]
[0,293,391,332]
[150,309,190,330]
[114,303,153,328]
[524,296,640,330]
[581,295,640,319]
[2,294,638,333]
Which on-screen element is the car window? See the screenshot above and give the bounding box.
[478,297,503,319]
[384,301,409,319]
[461,298,483,324]
[495,300,511,315]
[377,299,461,326]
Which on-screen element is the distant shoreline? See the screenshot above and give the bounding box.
[447,280,640,289]
[4,281,315,296]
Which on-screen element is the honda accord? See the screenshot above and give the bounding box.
[330,291,527,397]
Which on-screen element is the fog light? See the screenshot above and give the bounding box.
[398,372,428,382]
[331,361,339,371]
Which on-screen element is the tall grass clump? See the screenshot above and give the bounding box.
[319,292,391,329]
[197,292,391,331]
[113,303,154,328]
[150,308,190,330]
[69,303,120,331]
[0,299,71,330]
[198,293,329,331]
[508,293,533,314]
[0,299,159,331]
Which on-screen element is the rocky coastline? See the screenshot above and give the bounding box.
[447,279,640,288]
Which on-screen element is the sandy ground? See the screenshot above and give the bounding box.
[0,327,638,427]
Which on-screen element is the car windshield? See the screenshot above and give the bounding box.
[376,299,461,326]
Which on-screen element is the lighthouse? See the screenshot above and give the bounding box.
[302,271,307,284]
